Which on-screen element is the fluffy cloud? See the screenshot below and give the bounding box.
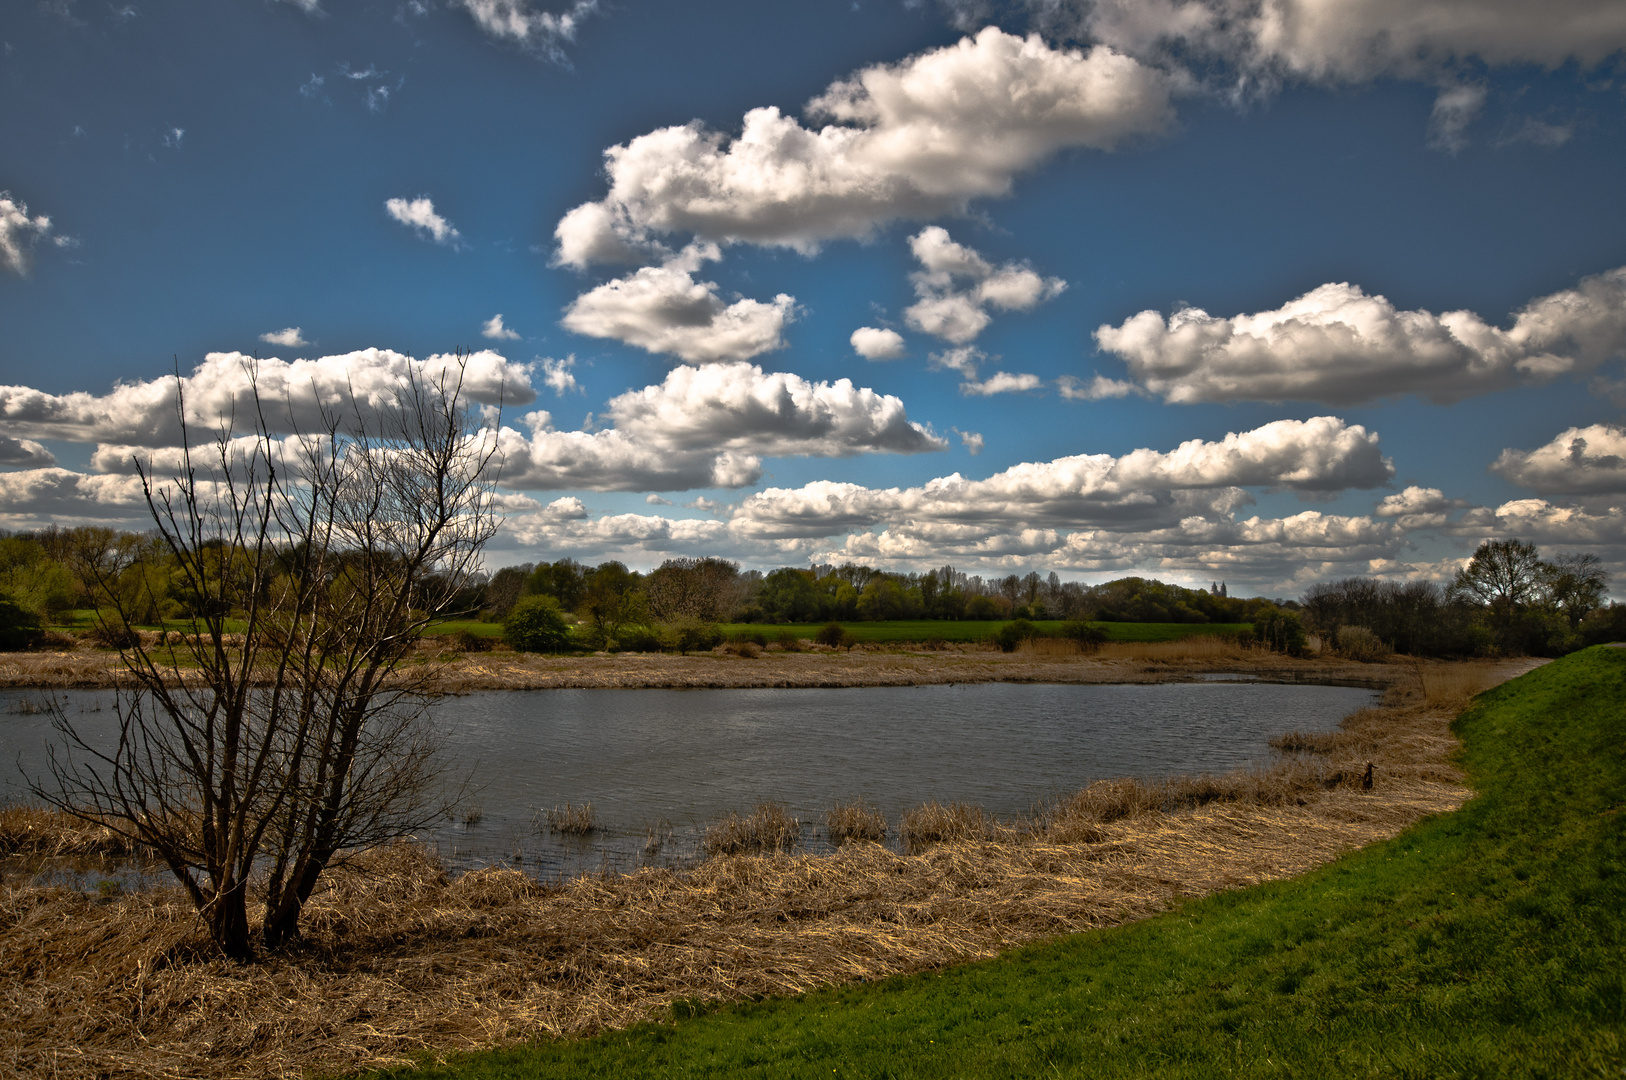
[729,415,1391,540]
[961,371,1043,396]
[903,227,1065,343]
[0,348,535,447]
[553,28,1172,266]
[539,355,580,395]
[1057,373,1139,400]
[455,0,598,60]
[385,196,461,246]
[0,468,150,529]
[1491,424,1626,495]
[482,314,521,340]
[1094,265,1626,405]
[1061,0,1626,83]
[851,326,907,360]
[1483,498,1626,547]
[259,327,309,348]
[1372,485,1475,530]
[1,193,57,276]
[0,436,55,468]
[560,247,796,362]
[496,361,945,492]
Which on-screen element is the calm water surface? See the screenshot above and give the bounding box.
[2,681,1377,881]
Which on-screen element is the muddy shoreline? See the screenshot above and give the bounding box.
[0,645,1409,692]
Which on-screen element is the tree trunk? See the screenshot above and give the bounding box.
[208,879,254,960]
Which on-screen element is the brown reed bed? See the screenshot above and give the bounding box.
[0,660,1539,1080]
[825,800,887,845]
[0,805,146,859]
[543,801,596,835]
[702,801,802,856]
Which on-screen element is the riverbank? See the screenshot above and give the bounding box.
[0,638,1404,692]
[0,659,1540,1079]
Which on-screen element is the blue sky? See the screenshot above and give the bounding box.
[3,0,1625,593]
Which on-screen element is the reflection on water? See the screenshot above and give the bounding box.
[3,681,1377,883]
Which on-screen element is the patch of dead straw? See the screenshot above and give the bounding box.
[0,661,1534,1080]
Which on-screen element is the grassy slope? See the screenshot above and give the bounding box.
[378,647,1625,1079]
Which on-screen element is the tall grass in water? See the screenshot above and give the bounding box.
[542,802,595,835]
[703,802,801,856]
[0,804,145,858]
[825,800,886,845]
[898,801,1010,853]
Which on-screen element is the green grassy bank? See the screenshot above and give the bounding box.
[378,647,1625,1079]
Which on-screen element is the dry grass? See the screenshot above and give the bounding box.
[0,806,146,859]
[825,800,887,846]
[0,660,1539,1080]
[1419,660,1513,709]
[702,802,802,856]
[1096,636,1262,662]
[543,802,596,836]
[899,801,1024,853]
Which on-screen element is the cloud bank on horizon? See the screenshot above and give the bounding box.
[3,0,1626,594]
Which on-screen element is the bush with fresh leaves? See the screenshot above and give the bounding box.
[668,618,722,654]
[1058,619,1109,651]
[814,621,851,648]
[502,596,573,653]
[616,627,664,653]
[995,618,1038,652]
[1252,606,1308,656]
[0,595,43,651]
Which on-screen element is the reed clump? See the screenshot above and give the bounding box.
[1420,661,1507,709]
[899,801,1014,853]
[825,800,887,845]
[0,805,145,858]
[544,802,596,835]
[703,802,801,856]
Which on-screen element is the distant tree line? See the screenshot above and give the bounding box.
[2,528,1619,658]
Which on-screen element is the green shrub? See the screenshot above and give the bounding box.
[0,595,43,651]
[668,618,722,654]
[616,627,664,653]
[814,621,851,648]
[1251,606,1307,656]
[502,596,573,653]
[1058,619,1108,651]
[995,618,1038,652]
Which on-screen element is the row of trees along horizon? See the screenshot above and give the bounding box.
[4,526,1622,659]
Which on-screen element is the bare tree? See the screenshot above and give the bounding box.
[38,356,501,958]
[1542,552,1609,628]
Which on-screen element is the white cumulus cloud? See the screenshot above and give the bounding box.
[0,348,535,448]
[496,361,945,492]
[482,313,522,340]
[0,436,56,468]
[385,196,462,246]
[1,193,57,277]
[1491,423,1626,495]
[259,327,309,348]
[1094,265,1626,405]
[851,326,907,360]
[961,371,1043,396]
[553,28,1171,266]
[903,226,1065,343]
[560,246,796,362]
[455,0,598,60]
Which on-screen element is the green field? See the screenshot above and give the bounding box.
[718,620,1252,644]
[376,647,1626,1078]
